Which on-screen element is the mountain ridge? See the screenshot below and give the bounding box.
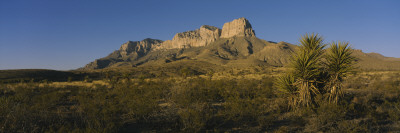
[82,18,400,71]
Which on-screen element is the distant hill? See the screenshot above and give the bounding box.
[82,18,400,71]
[0,69,75,83]
[353,50,400,70]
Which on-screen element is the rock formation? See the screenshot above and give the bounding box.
[119,38,163,59]
[81,17,400,70]
[220,17,255,38]
[153,18,256,50]
[82,18,262,69]
[154,25,221,50]
[83,38,162,69]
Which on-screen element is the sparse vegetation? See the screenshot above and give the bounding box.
[1,69,400,132]
[1,34,399,132]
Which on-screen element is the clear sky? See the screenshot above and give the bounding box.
[1,0,399,70]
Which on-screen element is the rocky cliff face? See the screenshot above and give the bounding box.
[154,18,255,50]
[220,17,255,38]
[83,38,162,69]
[120,38,163,59]
[154,25,221,50]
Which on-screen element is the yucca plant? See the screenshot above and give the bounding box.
[277,33,356,109]
[277,33,326,108]
[292,33,325,107]
[324,42,355,103]
[276,73,298,108]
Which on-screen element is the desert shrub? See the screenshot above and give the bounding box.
[175,78,224,104]
[167,77,277,131]
[216,78,277,131]
[177,102,213,132]
[73,87,123,132]
[169,78,220,131]
[68,78,168,132]
[343,74,368,89]
[83,75,92,83]
[0,84,79,132]
[335,119,369,132]
[386,100,400,122]
[304,103,346,132]
[180,67,201,78]
[220,79,267,121]
[118,79,168,122]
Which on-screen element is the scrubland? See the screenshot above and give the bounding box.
[1,69,399,132]
[2,34,400,132]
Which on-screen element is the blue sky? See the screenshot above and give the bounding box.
[1,0,399,70]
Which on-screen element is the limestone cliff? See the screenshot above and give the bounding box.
[83,38,162,69]
[154,25,221,50]
[154,18,256,50]
[119,38,163,59]
[220,17,255,38]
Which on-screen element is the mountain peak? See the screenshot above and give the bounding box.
[221,17,255,38]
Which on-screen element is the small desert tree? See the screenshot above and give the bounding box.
[277,33,355,109]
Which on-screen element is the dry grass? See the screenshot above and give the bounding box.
[40,80,110,88]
